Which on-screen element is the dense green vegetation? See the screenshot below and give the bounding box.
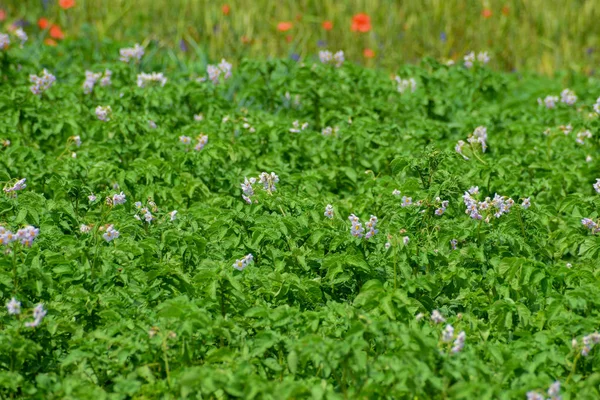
[1,39,600,399]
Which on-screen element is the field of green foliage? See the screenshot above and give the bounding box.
[1,37,600,399]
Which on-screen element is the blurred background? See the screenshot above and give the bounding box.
[2,0,599,74]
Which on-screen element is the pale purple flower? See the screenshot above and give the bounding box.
[233,253,253,271]
[0,33,10,50]
[451,331,466,353]
[112,192,126,205]
[463,52,475,68]
[29,69,55,95]
[442,324,454,342]
[560,89,577,105]
[25,304,47,328]
[102,225,119,242]
[6,298,21,315]
[194,134,208,151]
[137,72,167,88]
[119,44,144,63]
[395,76,417,93]
[95,105,112,121]
[431,310,445,324]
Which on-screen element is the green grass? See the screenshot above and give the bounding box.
[5,0,600,74]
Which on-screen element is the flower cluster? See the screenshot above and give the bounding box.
[319,50,344,67]
[95,105,112,121]
[464,51,490,68]
[434,197,450,216]
[575,332,600,356]
[289,120,309,133]
[259,172,279,193]
[194,114,204,121]
[560,88,577,105]
[394,76,417,93]
[111,191,127,206]
[6,298,20,314]
[559,124,572,135]
[450,239,458,250]
[240,172,280,203]
[3,178,27,197]
[29,69,56,95]
[538,95,559,109]
[102,225,120,242]
[205,59,233,84]
[137,72,167,88]
[180,134,208,151]
[233,253,254,271]
[24,304,47,328]
[581,218,600,234]
[15,28,27,46]
[134,199,158,223]
[169,210,178,221]
[119,43,144,63]
[527,381,561,400]
[348,214,379,239]
[71,135,82,147]
[455,126,488,160]
[17,225,40,247]
[0,225,40,247]
[80,224,92,233]
[241,118,256,133]
[83,70,112,94]
[463,186,521,222]
[321,126,339,136]
[594,97,600,114]
[324,204,334,219]
[441,324,466,353]
[431,309,445,324]
[0,33,9,50]
[576,130,592,145]
[195,134,208,151]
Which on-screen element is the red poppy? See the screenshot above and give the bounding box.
[285,35,293,43]
[351,13,371,33]
[322,20,333,31]
[59,0,75,9]
[44,38,57,46]
[363,48,375,58]
[277,22,293,32]
[222,4,230,16]
[482,8,492,18]
[0,9,5,21]
[38,17,49,29]
[502,5,510,15]
[49,24,64,40]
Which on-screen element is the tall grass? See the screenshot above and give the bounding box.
[6,0,600,74]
